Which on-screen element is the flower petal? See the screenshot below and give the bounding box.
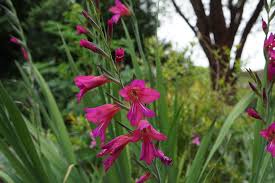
[139,88,160,104]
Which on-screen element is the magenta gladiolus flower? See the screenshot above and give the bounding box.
[109,0,131,24]
[192,136,201,145]
[74,75,109,102]
[21,47,29,61]
[260,122,275,157]
[246,108,262,120]
[269,49,275,61]
[133,120,172,165]
[82,10,90,19]
[79,39,108,57]
[136,172,151,183]
[85,104,120,144]
[119,80,160,126]
[115,48,125,62]
[97,133,137,171]
[268,62,275,81]
[79,39,99,53]
[10,37,29,62]
[76,25,88,35]
[107,19,113,40]
[264,33,275,49]
[262,18,267,31]
[10,37,20,44]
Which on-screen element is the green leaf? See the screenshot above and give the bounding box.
[200,93,254,177]
[185,120,216,183]
[31,65,76,164]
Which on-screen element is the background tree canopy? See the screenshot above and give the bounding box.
[0,0,158,78]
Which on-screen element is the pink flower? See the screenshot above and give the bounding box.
[21,47,29,61]
[262,18,267,31]
[192,136,201,146]
[76,25,88,35]
[260,122,275,157]
[10,37,19,44]
[85,104,120,144]
[246,108,262,120]
[115,48,125,62]
[79,39,99,53]
[107,19,113,40]
[10,37,29,62]
[74,75,109,102]
[136,172,151,183]
[119,80,160,126]
[79,39,108,57]
[97,133,137,171]
[268,62,275,81]
[269,49,275,61]
[264,33,275,49]
[133,120,172,165]
[109,0,131,24]
[82,10,90,19]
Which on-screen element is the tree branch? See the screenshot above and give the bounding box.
[234,0,264,62]
[210,0,227,45]
[189,0,210,36]
[171,0,197,35]
[228,0,246,47]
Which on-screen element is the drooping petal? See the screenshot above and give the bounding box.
[85,104,120,144]
[139,88,160,103]
[127,102,143,126]
[140,138,156,165]
[119,86,131,101]
[260,129,269,140]
[102,149,122,172]
[136,172,151,183]
[111,14,121,24]
[92,122,109,144]
[97,134,133,171]
[266,140,275,157]
[130,80,146,88]
[138,102,156,118]
[138,120,167,141]
[155,149,172,166]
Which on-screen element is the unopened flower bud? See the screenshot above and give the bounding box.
[79,39,108,57]
[76,25,88,35]
[262,18,267,32]
[246,108,261,120]
[115,48,125,62]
